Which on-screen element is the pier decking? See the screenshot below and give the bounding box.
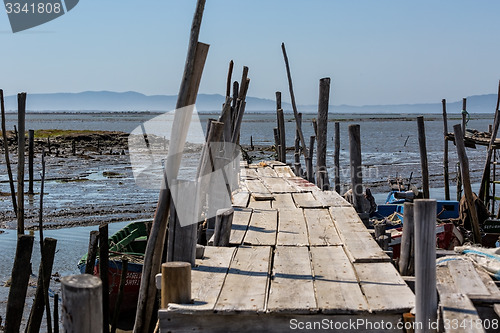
[159,162,415,332]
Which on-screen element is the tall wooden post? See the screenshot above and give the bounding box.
[453,124,482,243]
[414,199,437,333]
[334,121,341,193]
[442,99,450,200]
[28,129,35,195]
[317,77,330,189]
[61,275,103,333]
[99,224,110,333]
[0,89,17,214]
[17,92,26,234]
[462,98,467,134]
[417,116,430,199]
[277,109,286,163]
[399,203,414,276]
[349,124,363,213]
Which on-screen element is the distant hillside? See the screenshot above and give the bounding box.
[2,90,498,114]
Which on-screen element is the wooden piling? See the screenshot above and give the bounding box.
[281,42,308,159]
[453,124,482,243]
[61,274,103,333]
[213,208,234,246]
[276,91,281,110]
[414,199,437,333]
[28,129,34,195]
[273,128,280,158]
[417,116,430,199]
[478,80,500,202]
[99,224,110,333]
[334,121,340,193]
[17,92,26,234]
[456,162,462,202]
[111,258,129,333]
[134,1,208,331]
[0,89,17,215]
[161,262,191,308]
[316,77,330,171]
[26,237,57,333]
[54,293,59,333]
[462,98,467,134]
[5,234,35,333]
[277,108,286,163]
[306,136,315,183]
[399,203,414,276]
[226,60,233,98]
[442,99,450,200]
[85,230,99,274]
[348,124,363,213]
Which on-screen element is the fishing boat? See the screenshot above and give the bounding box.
[371,178,463,258]
[77,221,149,319]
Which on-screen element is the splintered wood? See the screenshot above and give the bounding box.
[160,164,415,332]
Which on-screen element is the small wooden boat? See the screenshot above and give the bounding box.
[77,221,149,319]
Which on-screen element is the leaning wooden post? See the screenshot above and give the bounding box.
[442,99,450,200]
[99,224,110,333]
[349,124,363,213]
[417,116,430,199]
[134,1,208,331]
[213,208,234,246]
[17,92,27,234]
[456,162,462,202]
[461,98,467,134]
[414,199,437,333]
[26,238,57,333]
[0,89,17,215]
[5,234,34,333]
[226,60,233,98]
[334,121,341,193]
[399,203,415,276]
[478,80,500,202]
[453,124,482,243]
[161,262,192,309]
[85,230,99,274]
[317,77,330,190]
[28,129,35,195]
[61,275,103,333]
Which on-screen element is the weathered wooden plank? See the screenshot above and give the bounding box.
[232,191,250,208]
[354,262,415,313]
[440,293,485,333]
[243,209,277,246]
[215,246,272,313]
[271,193,296,209]
[167,247,236,312]
[276,208,309,246]
[267,246,317,313]
[256,167,278,178]
[248,197,272,209]
[292,192,325,208]
[273,165,295,178]
[245,179,272,198]
[260,176,298,193]
[241,168,259,179]
[448,260,490,297]
[267,160,287,168]
[159,312,405,333]
[229,208,252,245]
[330,207,390,263]
[310,246,368,314]
[304,209,342,246]
[286,176,316,192]
[312,189,351,207]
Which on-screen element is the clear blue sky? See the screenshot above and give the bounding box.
[1,0,500,106]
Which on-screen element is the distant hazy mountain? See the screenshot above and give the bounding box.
[2,90,498,113]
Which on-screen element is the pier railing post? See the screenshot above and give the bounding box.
[61,274,103,333]
[414,199,437,333]
[161,262,192,309]
[399,202,415,276]
[213,208,234,246]
[348,124,363,213]
[317,77,330,190]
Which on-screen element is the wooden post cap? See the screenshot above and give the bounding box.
[161,262,192,308]
[61,274,102,291]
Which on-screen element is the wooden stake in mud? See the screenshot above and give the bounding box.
[99,224,110,333]
[5,234,35,332]
[479,80,500,202]
[281,42,308,159]
[17,92,27,234]
[462,98,467,134]
[414,199,437,333]
[442,99,450,200]
[134,1,207,332]
[453,124,482,243]
[61,275,103,333]
[28,129,35,195]
[334,121,341,193]
[349,124,363,213]
[417,116,430,199]
[0,89,17,215]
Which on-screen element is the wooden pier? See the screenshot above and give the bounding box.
[158,162,415,332]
